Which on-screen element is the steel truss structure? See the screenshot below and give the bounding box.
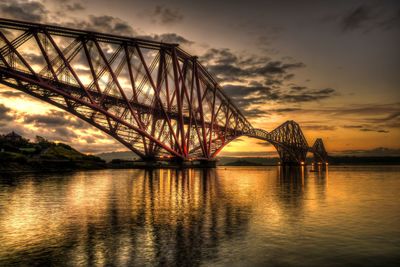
[0,18,328,164]
[248,121,328,164]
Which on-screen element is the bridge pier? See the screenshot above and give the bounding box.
[140,157,217,168]
[310,161,328,172]
[197,159,217,168]
[279,161,306,167]
[169,158,217,168]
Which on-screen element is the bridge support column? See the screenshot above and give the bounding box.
[311,161,328,172]
[170,158,217,168]
[197,159,217,168]
[279,161,306,167]
[132,157,217,168]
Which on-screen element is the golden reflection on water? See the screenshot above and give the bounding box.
[0,166,399,266]
[0,169,256,265]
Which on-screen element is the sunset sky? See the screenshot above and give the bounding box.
[0,0,399,157]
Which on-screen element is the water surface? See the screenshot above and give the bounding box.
[0,166,399,266]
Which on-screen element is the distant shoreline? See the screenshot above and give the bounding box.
[216,156,400,167]
[1,132,399,174]
[1,161,400,174]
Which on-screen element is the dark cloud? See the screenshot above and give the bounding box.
[380,8,400,30]
[301,125,336,131]
[279,88,336,103]
[4,109,96,144]
[199,47,334,114]
[24,114,68,127]
[256,141,272,147]
[0,89,26,97]
[23,110,86,128]
[52,0,86,12]
[364,111,400,123]
[222,84,273,99]
[201,48,251,82]
[360,128,389,133]
[384,111,400,121]
[21,51,45,66]
[153,5,183,24]
[84,136,97,144]
[341,5,372,32]
[222,84,277,114]
[351,108,399,131]
[340,3,400,32]
[63,15,136,36]
[61,16,192,45]
[296,103,400,119]
[284,74,295,81]
[269,108,302,113]
[343,124,389,132]
[206,65,248,83]
[0,104,122,153]
[342,109,398,133]
[343,125,363,129]
[53,127,78,140]
[222,83,336,117]
[338,147,400,156]
[65,2,85,12]
[140,33,192,45]
[290,86,307,91]
[201,48,303,84]
[253,61,305,77]
[0,0,47,22]
[288,104,400,135]
[0,103,12,121]
[242,108,270,117]
[0,124,31,138]
[202,48,240,65]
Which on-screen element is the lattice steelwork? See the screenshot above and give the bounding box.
[247,121,328,164]
[0,18,251,161]
[0,18,328,164]
[311,138,328,163]
[248,121,308,164]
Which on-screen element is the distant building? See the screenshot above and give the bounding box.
[3,131,23,142]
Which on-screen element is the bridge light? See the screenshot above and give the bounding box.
[300,161,305,165]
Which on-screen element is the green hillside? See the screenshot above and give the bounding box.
[0,133,105,172]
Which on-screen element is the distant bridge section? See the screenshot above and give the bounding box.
[247,121,328,165]
[0,18,328,165]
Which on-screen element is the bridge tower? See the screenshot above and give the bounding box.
[267,121,309,165]
[246,121,310,166]
[311,138,328,164]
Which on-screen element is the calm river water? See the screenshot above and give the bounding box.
[0,166,399,266]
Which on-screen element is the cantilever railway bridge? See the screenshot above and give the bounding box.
[0,18,328,165]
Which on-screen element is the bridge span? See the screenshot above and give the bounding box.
[0,18,328,165]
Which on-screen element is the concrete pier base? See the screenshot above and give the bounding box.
[310,162,328,172]
[109,158,218,169]
[168,158,218,168]
[279,162,306,167]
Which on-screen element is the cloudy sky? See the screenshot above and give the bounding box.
[0,0,399,157]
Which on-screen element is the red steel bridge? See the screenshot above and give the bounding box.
[0,19,328,165]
